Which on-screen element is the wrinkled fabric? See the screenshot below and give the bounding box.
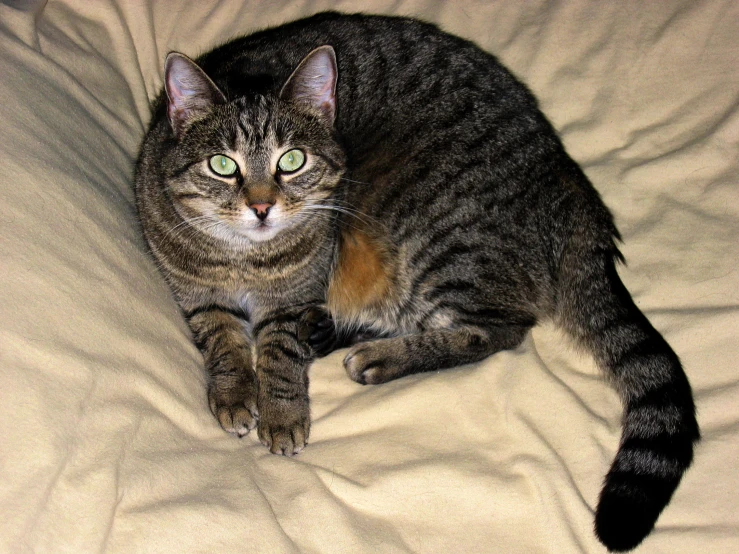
[0,1,737,552]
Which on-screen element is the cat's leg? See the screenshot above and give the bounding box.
[186,307,258,436]
[252,310,316,456]
[344,322,531,385]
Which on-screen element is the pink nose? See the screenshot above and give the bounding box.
[250,202,273,221]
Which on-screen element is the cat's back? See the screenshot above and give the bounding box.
[197,12,546,156]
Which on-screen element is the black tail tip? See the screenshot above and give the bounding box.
[595,492,662,552]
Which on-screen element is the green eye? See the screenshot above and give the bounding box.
[277,149,306,173]
[209,155,238,176]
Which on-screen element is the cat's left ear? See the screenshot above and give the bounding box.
[280,46,337,124]
[164,52,226,137]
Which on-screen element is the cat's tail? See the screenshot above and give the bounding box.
[556,219,699,552]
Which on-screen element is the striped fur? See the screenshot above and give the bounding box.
[135,12,698,551]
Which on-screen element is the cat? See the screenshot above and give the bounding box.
[135,12,699,552]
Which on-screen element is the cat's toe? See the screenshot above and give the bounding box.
[258,419,309,456]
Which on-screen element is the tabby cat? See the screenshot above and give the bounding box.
[135,12,699,552]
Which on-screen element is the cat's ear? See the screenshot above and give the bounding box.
[280,46,337,124]
[164,52,226,137]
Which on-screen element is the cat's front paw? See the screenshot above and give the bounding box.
[257,395,310,456]
[208,373,259,437]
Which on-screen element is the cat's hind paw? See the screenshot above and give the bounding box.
[299,306,341,357]
[344,341,399,385]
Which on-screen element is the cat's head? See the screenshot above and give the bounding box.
[161,46,345,244]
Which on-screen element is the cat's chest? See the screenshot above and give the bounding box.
[179,266,313,322]
[185,240,328,295]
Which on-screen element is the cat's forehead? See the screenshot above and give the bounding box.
[232,95,293,152]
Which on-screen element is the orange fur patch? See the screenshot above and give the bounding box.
[327,229,393,321]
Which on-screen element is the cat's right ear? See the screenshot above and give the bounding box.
[164,52,226,138]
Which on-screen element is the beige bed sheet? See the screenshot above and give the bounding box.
[1,1,737,552]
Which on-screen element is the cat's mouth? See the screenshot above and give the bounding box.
[238,219,286,242]
[253,220,274,232]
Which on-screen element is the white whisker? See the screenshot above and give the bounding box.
[299,206,366,233]
[339,177,371,186]
[164,215,214,242]
[303,198,383,230]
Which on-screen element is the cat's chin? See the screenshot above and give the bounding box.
[237,223,285,243]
